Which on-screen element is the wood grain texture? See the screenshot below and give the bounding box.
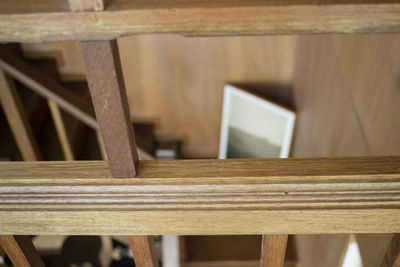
[69,0,104,11]
[48,99,74,160]
[0,70,41,161]
[0,157,399,235]
[333,34,400,156]
[381,234,400,267]
[0,236,44,267]
[1,1,400,42]
[81,40,154,265]
[80,40,139,177]
[129,236,159,267]
[261,235,288,267]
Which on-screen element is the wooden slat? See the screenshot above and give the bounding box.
[0,70,41,161]
[48,99,74,160]
[80,40,156,266]
[260,235,288,267]
[0,236,44,267]
[0,157,399,235]
[68,0,104,11]
[80,40,139,178]
[129,236,159,267]
[1,0,400,42]
[381,234,400,267]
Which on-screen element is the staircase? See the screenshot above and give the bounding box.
[0,44,181,161]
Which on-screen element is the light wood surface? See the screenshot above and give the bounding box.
[48,99,74,160]
[1,1,400,42]
[129,236,159,267]
[381,234,400,267]
[80,40,139,177]
[0,236,44,267]
[0,157,399,235]
[68,0,104,11]
[261,235,288,267]
[0,70,41,161]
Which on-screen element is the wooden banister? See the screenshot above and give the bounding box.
[0,236,44,267]
[0,51,154,160]
[0,70,45,267]
[48,100,74,161]
[260,235,288,267]
[0,52,97,129]
[0,70,41,161]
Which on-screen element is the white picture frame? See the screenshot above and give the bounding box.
[219,85,296,159]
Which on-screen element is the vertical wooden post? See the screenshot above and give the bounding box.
[0,70,41,161]
[48,99,74,160]
[80,40,158,267]
[380,234,400,267]
[260,235,288,267]
[0,236,44,267]
[80,40,139,178]
[129,236,159,267]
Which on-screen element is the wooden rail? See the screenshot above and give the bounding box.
[0,157,399,235]
[0,0,400,42]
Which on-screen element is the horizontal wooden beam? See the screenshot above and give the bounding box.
[0,156,399,235]
[0,1,399,42]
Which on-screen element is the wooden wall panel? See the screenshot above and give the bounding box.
[333,34,400,156]
[118,35,297,158]
[291,35,369,158]
[292,33,400,267]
